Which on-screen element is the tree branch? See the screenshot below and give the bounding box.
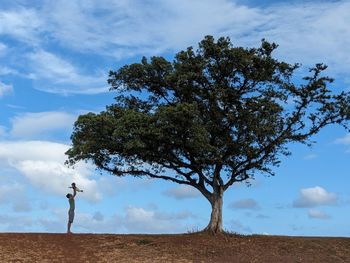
[223,94,311,190]
[104,164,214,201]
[102,165,193,185]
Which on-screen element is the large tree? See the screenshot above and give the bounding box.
[66,36,350,234]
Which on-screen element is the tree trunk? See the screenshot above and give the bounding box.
[204,187,223,234]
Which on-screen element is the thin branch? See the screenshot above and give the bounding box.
[224,95,311,190]
[103,166,193,186]
[166,144,213,186]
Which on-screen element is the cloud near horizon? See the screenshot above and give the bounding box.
[308,209,331,220]
[293,186,337,208]
[0,140,101,202]
[37,205,195,234]
[229,198,260,210]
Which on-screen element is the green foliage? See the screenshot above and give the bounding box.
[66,35,350,198]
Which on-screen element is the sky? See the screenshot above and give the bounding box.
[0,0,350,236]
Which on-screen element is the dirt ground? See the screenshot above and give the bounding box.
[0,232,349,263]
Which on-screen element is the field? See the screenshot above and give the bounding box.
[0,232,349,262]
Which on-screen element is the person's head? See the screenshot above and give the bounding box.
[66,193,72,198]
[71,182,76,187]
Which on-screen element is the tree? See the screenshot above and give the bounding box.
[66,36,350,234]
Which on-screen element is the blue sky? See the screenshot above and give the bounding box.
[0,0,350,236]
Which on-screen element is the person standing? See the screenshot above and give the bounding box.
[66,183,79,234]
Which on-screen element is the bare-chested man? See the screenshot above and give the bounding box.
[66,183,80,234]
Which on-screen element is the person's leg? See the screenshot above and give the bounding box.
[67,221,72,234]
[67,210,74,234]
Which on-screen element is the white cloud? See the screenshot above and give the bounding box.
[1,1,350,95]
[163,185,201,200]
[293,186,337,208]
[35,0,350,75]
[40,0,262,56]
[334,134,350,153]
[39,217,65,232]
[122,206,192,233]
[0,42,7,56]
[12,198,32,212]
[155,210,194,221]
[37,205,194,233]
[86,206,193,233]
[27,50,80,82]
[38,209,115,233]
[92,211,104,221]
[0,7,43,44]
[256,214,269,219]
[229,219,252,234]
[27,50,107,94]
[256,2,350,72]
[0,214,33,232]
[229,198,260,210]
[0,140,101,202]
[6,104,25,110]
[98,176,128,197]
[0,81,13,97]
[308,209,331,220]
[303,154,318,160]
[70,212,122,233]
[3,0,349,67]
[0,66,18,75]
[16,160,99,199]
[10,111,76,139]
[0,183,23,203]
[335,134,350,145]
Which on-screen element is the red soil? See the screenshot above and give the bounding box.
[0,232,349,262]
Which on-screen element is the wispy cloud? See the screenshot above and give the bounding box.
[27,50,108,94]
[334,134,350,153]
[10,111,76,139]
[293,186,337,208]
[121,206,193,233]
[0,81,13,97]
[27,50,81,83]
[303,154,318,160]
[163,185,201,200]
[0,7,43,44]
[39,0,350,74]
[308,209,331,220]
[0,66,18,75]
[36,205,194,233]
[1,0,350,95]
[229,219,252,234]
[252,1,350,75]
[229,198,260,210]
[39,0,262,56]
[256,214,269,219]
[0,42,7,56]
[0,214,33,232]
[335,134,350,145]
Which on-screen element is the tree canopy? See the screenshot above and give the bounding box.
[66,36,350,233]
